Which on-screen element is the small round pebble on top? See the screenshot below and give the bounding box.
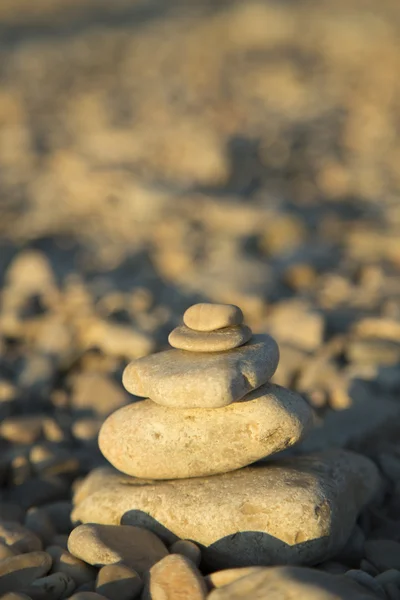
[183,303,243,332]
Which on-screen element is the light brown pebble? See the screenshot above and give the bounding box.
[207,566,378,599]
[205,567,265,590]
[68,594,107,600]
[25,572,75,600]
[365,540,400,572]
[345,570,385,596]
[183,303,243,332]
[95,564,142,600]
[25,509,56,547]
[70,373,129,417]
[122,334,279,409]
[29,445,79,478]
[0,521,43,554]
[72,419,102,442]
[375,569,400,585]
[168,324,252,352]
[0,542,17,560]
[68,525,168,576]
[0,416,44,445]
[99,383,312,479]
[142,554,207,600]
[169,540,201,567]
[46,546,96,587]
[0,551,52,595]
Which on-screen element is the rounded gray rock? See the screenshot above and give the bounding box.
[99,383,313,479]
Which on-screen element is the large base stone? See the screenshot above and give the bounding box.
[72,450,380,570]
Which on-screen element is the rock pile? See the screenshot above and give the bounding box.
[72,303,380,571]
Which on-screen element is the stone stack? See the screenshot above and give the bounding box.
[72,303,381,570]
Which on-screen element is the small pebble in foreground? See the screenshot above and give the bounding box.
[142,554,207,600]
[67,524,168,575]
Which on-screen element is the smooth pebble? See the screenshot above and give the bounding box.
[168,324,252,352]
[68,524,168,575]
[142,554,207,600]
[99,383,313,479]
[96,564,142,600]
[183,303,243,332]
[122,334,279,408]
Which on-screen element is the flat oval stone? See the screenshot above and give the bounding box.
[183,303,243,332]
[0,552,52,595]
[99,383,313,479]
[1,517,43,553]
[122,334,279,408]
[71,450,380,570]
[207,567,378,599]
[68,524,168,575]
[168,325,252,352]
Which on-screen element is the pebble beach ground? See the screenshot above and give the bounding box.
[0,0,400,598]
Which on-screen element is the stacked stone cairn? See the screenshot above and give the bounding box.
[72,303,380,572]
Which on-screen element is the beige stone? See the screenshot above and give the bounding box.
[168,324,252,352]
[70,373,130,417]
[169,540,201,567]
[72,450,379,569]
[68,524,168,575]
[183,303,243,332]
[46,545,96,587]
[96,564,142,600]
[142,554,207,600]
[206,567,265,590]
[99,383,313,479]
[122,334,279,408]
[0,521,43,554]
[207,567,377,599]
[0,552,52,595]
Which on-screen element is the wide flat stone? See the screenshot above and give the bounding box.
[183,303,243,332]
[72,450,380,570]
[168,324,252,352]
[207,566,377,599]
[122,334,279,408]
[99,383,313,479]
